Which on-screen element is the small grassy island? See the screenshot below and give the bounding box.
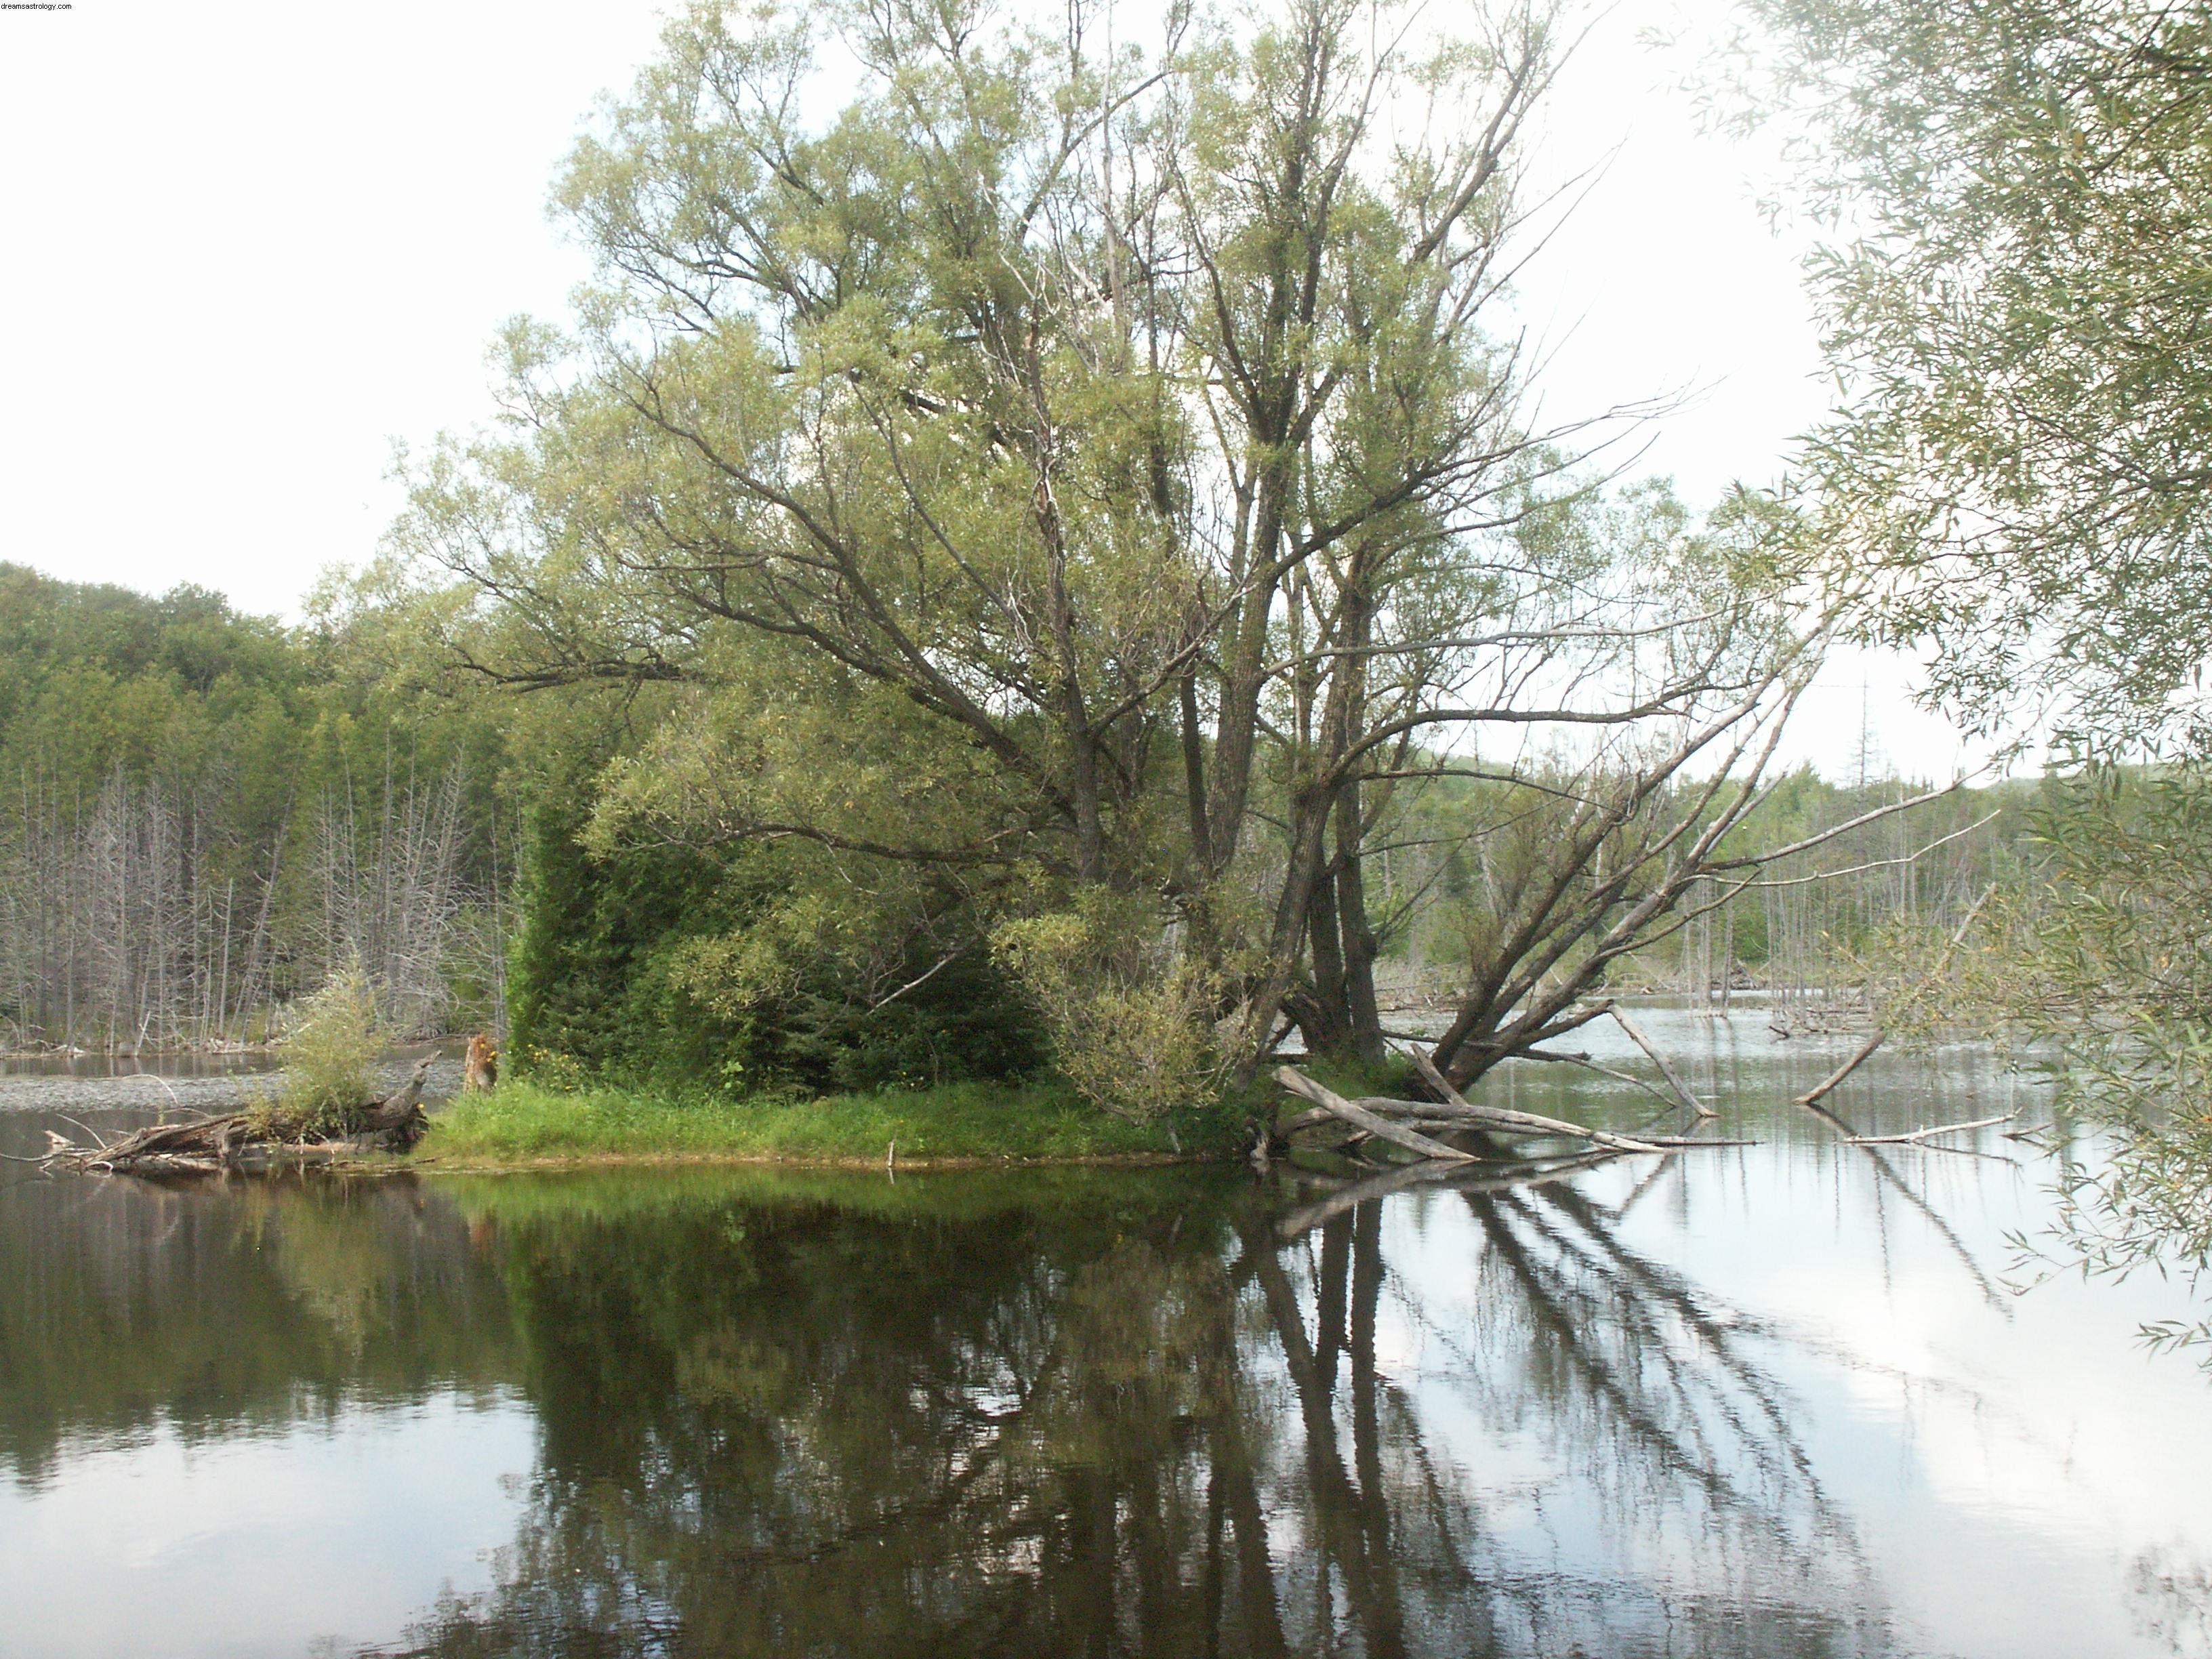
[422,1078,1215,1169]
[416,1054,1429,1170]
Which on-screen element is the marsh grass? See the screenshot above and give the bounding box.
[419,1048,1416,1168]
[248,964,384,1139]
[424,1078,1221,1166]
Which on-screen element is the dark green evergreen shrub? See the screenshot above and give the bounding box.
[506,794,1045,1097]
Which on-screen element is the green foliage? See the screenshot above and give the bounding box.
[0,562,518,1047]
[1740,0,2212,1344]
[1739,0,2212,752]
[508,783,1047,1097]
[425,1076,1213,1164]
[1837,767,2212,1353]
[268,963,384,1136]
[994,897,1233,1124]
[384,0,1828,1107]
[506,783,755,1090]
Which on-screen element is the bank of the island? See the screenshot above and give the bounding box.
[414,1078,1227,1170]
[411,1058,1424,1172]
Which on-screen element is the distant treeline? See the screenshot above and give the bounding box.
[0,562,2042,1064]
[0,565,510,1050]
[1628,767,2033,1019]
[1339,760,2032,1020]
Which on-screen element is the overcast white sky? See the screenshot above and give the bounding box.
[0,0,1978,781]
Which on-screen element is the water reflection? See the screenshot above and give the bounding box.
[1,1027,2209,1657]
[0,1174,515,1489]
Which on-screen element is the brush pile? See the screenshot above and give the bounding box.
[35,1059,434,1174]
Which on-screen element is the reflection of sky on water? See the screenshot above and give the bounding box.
[0,1394,533,1659]
[1378,1146,2212,1658]
[0,1006,2204,1658]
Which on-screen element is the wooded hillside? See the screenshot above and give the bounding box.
[0,565,509,1050]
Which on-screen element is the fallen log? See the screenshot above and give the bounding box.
[41,1058,434,1174]
[1794,1029,1887,1107]
[1277,1097,1753,1149]
[1277,1062,1669,1156]
[1378,1097,1672,1153]
[1273,1068,1477,1162]
[1607,1006,1715,1118]
[358,1058,434,1144]
[1845,1112,2016,1145]
[1790,890,1994,1118]
[1399,1044,1671,1153]
[1519,1046,1685,1110]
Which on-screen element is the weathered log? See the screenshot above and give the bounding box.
[1518,1046,1685,1109]
[1794,1029,1887,1107]
[1273,1069,1477,1162]
[42,1057,438,1172]
[1399,1044,1672,1153]
[1277,1062,1670,1157]
[1845,1112,2016,1145]
[359,1058,434,1149]
[1279,1094,1753,1150]
[1607,1006,1714,1117]
[1790,892,1993,1118]
[1373,1096,1671,1153]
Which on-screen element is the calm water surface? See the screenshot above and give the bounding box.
[1,1011,2207,1658]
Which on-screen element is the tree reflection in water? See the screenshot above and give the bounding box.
[367,1166,1900,1659]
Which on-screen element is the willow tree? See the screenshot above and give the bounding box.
[1735,0,2212,748]
[399,0,1830,1105]
[1739,0,2212,1343]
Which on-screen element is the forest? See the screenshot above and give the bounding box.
[0,555,2025,1077]
[12,3,2212,1654]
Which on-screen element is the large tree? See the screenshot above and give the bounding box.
[399,0,1831,1104]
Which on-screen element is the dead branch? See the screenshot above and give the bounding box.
[1273,1067,1477,1162]
[1278,1060,1668,1156]
[1790,887,1997,1114]
[1518,1045,1685,1110]
[1605,1005,1713,1116]
[39,1059,434,1175]
[1401,1042,1673,1153]
[1793,1029,1888,1108]
[1845,1113,2017,1145]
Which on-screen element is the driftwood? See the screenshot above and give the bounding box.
[1274,1069,1477,1162]
[1518,1046,1686,1110]
[1794,1029,1887,1107]
[1400,1043,1672,1154]
[1791,889,1994,1115]
[1276,1062,1673,1158]
[1845,1112,2017,1145]
[37,1059,434,1175]
[1607,1006,1715,1117]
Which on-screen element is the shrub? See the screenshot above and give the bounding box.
[994,899,1231,1124]
[268,963,384,1136]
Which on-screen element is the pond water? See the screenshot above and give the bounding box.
[1,1010,2208,1658]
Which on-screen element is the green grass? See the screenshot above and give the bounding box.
[420,1077,1226,1167]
